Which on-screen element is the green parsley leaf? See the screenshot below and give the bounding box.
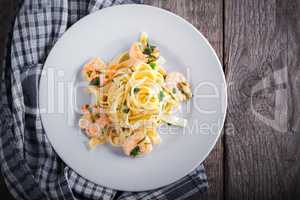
[172,88,177,94]
[133,87,140,94]
[130,146,140,157]
[90,77,100,86]
[143,44,156,55]
[123,107,130,113]
[143,47,153,55]
[149,62,157,70]
[158,91,165,102]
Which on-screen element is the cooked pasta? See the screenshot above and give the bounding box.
[79,33,192,157]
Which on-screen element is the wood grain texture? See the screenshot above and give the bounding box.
[224,0,300,199]
[2,0,299,199]
[144,1,224,200]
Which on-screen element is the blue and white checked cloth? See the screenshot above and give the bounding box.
[0,0,208,199]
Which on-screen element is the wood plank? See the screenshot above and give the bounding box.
[224,0,300,199]
[144,1,224,200]
[0,1,224,199]
[284,1,300,198]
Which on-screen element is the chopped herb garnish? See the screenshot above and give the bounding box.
[143,44,156,55]
[122,102,130,113]
[172,88,177,94]
[86,71,92,77]
[143,47,152,55]
[123,107,130,113]
[147,56,157,64]
[158,91,165,101]
[149,62,157,70]
[130,146,140,157]
[133,87,140,94]
[90,77,100,86]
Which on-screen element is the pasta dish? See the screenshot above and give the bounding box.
[79,33,192,157]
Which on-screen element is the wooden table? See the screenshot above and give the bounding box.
[1,0,299,199]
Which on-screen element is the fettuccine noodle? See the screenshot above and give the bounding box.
[79,33,192,157]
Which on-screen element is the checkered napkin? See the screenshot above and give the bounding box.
[0,0,208,199]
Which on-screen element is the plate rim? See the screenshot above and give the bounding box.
[39,4,227,191]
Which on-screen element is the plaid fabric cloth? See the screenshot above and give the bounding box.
[0,0,208,199]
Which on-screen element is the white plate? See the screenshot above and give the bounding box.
[39,4,227,191]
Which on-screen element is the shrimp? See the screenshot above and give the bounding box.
[95,114,111,128]
[78,117,90,129]
[129,42,147,62]
[80,104,108,137]
[165,72,192,101]
[81,104,90,114]
[122,129,153,157]
[82,58,106,81]
[79,114,101,138]
[89,104,104,114]
[86,123,101,138]
[82,104,105,116]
